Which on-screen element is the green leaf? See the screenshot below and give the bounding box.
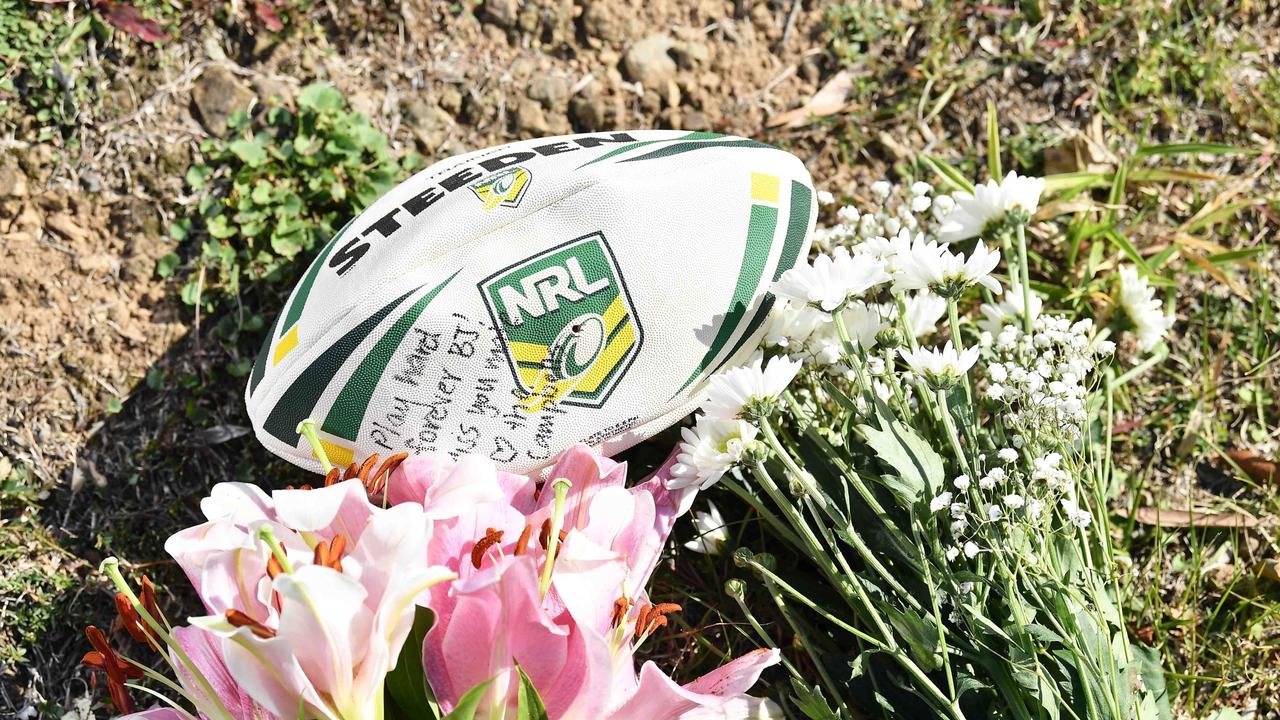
[882,605,941,672]
[156,253,180,278]
[516,665,548,720]
[919,155,975,194]
[228,139,268,166]
[227,358,253,377]
[440,677,494,720]
[385,606,438,720]
[789,678,838,720]
[1131,642,1172,720]
[986,98,1001,180]
[298,83,345,113]
[185,164,212,190]
[145,367,166,391]
[857,409,945,503]
[1134,142,1257,158]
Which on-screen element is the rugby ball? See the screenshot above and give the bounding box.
[245,130,816,474]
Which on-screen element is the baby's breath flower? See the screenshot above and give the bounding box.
[953,474,971,491]
[963,541,980,559]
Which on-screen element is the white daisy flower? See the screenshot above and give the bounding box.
[898,292,948,339]
[977,283,1043,335]
[1117,265,1175,353]
[898,341,979,388]
[668,416,760,490]
[683,502,730,555]
[761,300,827,349]
[893,236,1003,298]
[702,355,803,420]
[772,247,891,311]
[837,302,889,350]
[936,171,1045,243]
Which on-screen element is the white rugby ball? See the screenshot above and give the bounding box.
[246,130,815,474]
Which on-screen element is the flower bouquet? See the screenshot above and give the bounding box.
[667,172,1173,718]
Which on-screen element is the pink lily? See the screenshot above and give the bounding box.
[165,479,453,720]
[388,444,782,719]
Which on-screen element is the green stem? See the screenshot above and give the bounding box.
[761,418,922,609]
[1016,222,1033,335]
[935,389,973,476]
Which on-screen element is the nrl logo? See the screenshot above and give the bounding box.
[479,232,643,412]
[470,166,532,211]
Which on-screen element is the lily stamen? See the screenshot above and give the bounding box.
[226,609,278,639]
[634,602,682,639]
[324,467,342,486]
[513,524,533,556]
[470,527,505,569]
[610,595,633,628]
[313,534,348,572]
[82,625,142,714]
[114,576,161,650]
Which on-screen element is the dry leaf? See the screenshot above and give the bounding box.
[92,0,166,43]
[1116,506,1271,528]
[766,71,853,129]
[1256,560,1280,584]
[1226,450,1279,485]
[254,1,284,32]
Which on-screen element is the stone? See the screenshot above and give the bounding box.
[513,99,550,136]
[569,93,606,131]
[252,75,295,106]
[682,110,710,132]
[192,65,256,135]
[670,40,710,70]
[0,163,28,199]
[75,253,119,274]
[581,1,632,44]
[46,213,89,244]
[439,85,464,115]
[402,98,456,152]
[622,34,678,91]
[527,76,569,110]
[481,0,519,28]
